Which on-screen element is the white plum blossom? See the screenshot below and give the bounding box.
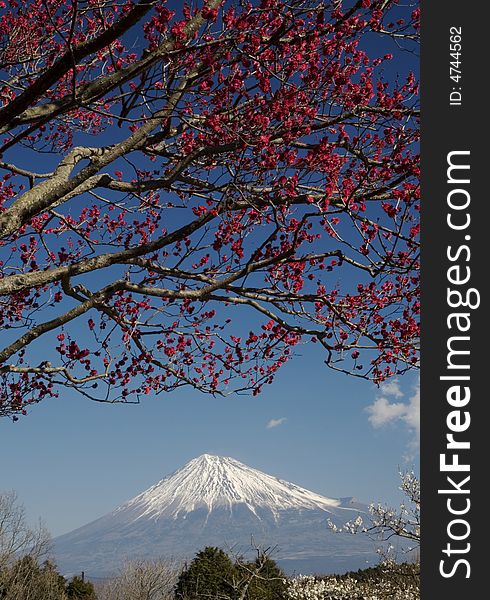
[323,472,420,598]
[286,573,418,600]
[286,570,419,600]
[328,471,420,553]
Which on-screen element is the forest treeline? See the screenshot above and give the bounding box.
[0,545,419,600]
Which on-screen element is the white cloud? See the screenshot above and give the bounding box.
[366,378,420,457]
[367,396,408,428]
[378,379,404,399]
[266,417,287,429]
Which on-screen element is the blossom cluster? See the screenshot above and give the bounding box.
[287,571,419,600]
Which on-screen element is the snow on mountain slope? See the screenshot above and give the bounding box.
[118,454,341,520]
[54,454,376,576]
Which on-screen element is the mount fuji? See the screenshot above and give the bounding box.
[54,455,379,576]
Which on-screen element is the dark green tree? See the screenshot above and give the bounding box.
[66,574,97,599]
[175,547,236,600]
[240,555,286,600]
[175,547,288,600]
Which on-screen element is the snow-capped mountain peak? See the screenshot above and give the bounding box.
[54,454,375,577]
[117,454,340,520]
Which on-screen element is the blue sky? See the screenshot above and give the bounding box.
[0,341,419,537]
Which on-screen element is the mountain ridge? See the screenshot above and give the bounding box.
[116,454,343,521]
[54,454,378,576]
